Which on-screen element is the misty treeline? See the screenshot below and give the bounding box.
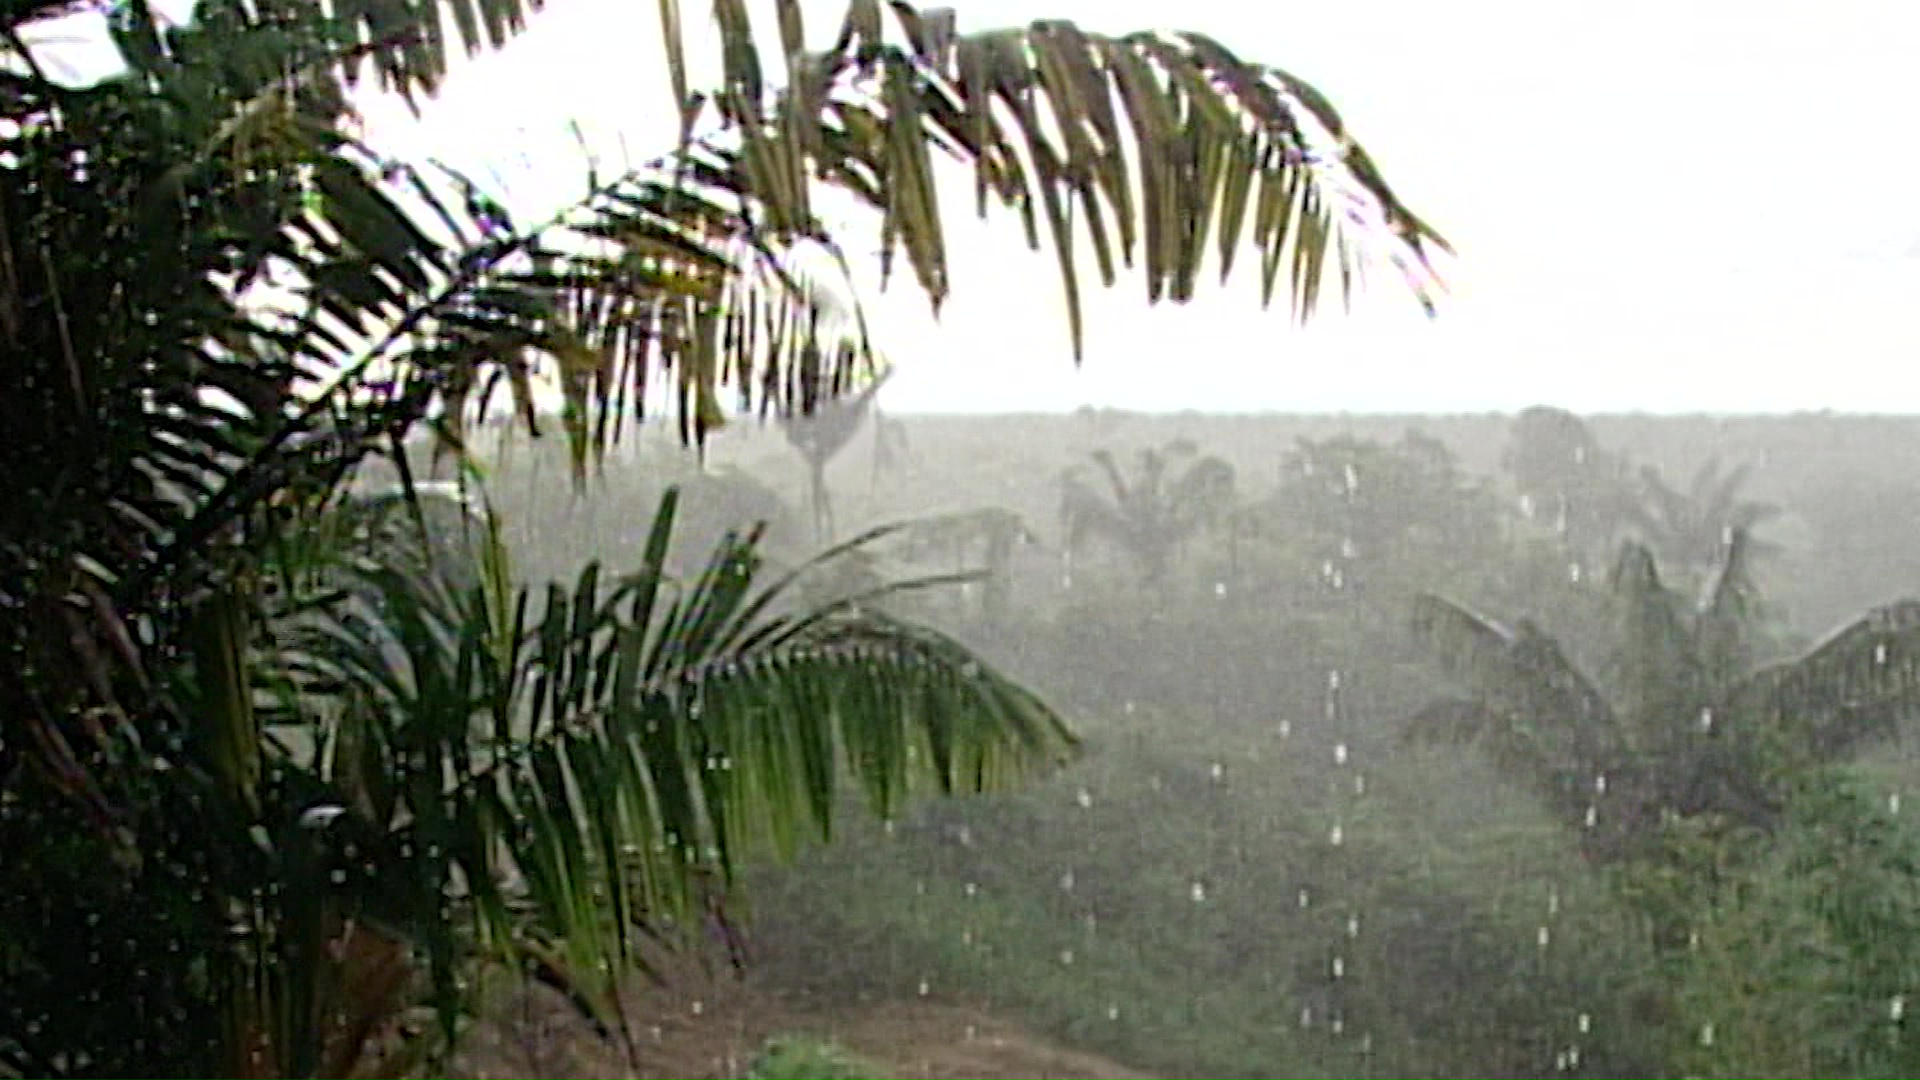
[464,404,1920,1078]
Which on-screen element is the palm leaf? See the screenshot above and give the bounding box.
[265,483,1077,1046]
[669,0,1450,361]
[1409,592,1619,773]
[1730,600,1920,763]
[1605,541,1703,746]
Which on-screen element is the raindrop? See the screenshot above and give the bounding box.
[1213,581,1227,597]
[1278,720,1293,738]
[963,881,978,898]
[1353,773,1367,795]
[964,1024,977,1040]
[1698,1023,1715,1047]
[1298,888,1311,908]
[961,929,974,945]
[1698,707,1715,733]
[1537,925,1551,948]
[1299,1007,1313,1028]
[1688,930,1701,950]
[956,825,974,847]
[960,661,980,679]
[1877,642,1890,665]
[1123,701,1137,715]
[1578,1013,1592,1034]
[1331,1016,1345,1035]
[1894,995,1907,1021]
[1327,670,1342,691]
[918,979,930,997]
[1329,823,1344,846]
[1340,537,1359,560]
[1893,793,1904,815]
[1584,805,1598,828]
[1209,761,1225,781]
[1595,773,1608,794]
[1548,888,1561,916]
[1569,562,1583,584]
[1331,956,1345,979]
[1346,915,1360,938]
[1058,948,1075,965]
[1060,870,1076,892]
[1107,1004,1121,1021]
[1075,788,1094,809]
[883,819,896,835]
[691,999,704,1016]
[1189,881,1209,903]
[1555,1051,1570,1071]
[329,868,347,885]
[1334,743,1349,765]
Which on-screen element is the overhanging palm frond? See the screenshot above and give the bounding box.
[670,0,1451,360]
[265,484,1078,1040]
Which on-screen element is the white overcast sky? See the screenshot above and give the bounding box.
[37,0,1920,413]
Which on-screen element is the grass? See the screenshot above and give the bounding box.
[746,1034,879,1079]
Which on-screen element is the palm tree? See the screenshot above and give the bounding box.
[1059,440,1236,586]
[4,0,1450,826]
[1406,531,1920,868]
[781,367,894,544]
[0,0,1452,1071]
[1631,457,1784,578]
[898,506,1037,623]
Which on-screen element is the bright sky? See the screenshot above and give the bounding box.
[36,0,1920,413]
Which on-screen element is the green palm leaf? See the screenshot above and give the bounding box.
[263,483,1078,1045]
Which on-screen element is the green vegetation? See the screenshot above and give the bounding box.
[654,410,1920,1079]
[746,1035,879,1080]
[12,0,1920,1072]
[0,0,1445,1072]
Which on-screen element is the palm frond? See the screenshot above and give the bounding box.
[671,0,1450,360]
[265,484,1078,1040]
[1605,541,1703,743]
[1695,525,1765,686]
[1409,592,1619,770]
[1731,599,1920,763]
[1400,695,1497,747]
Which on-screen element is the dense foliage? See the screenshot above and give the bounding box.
[0,0,1448,1073]
[565,406,1920,1079]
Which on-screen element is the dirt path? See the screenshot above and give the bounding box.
[457,950,1153,1079]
